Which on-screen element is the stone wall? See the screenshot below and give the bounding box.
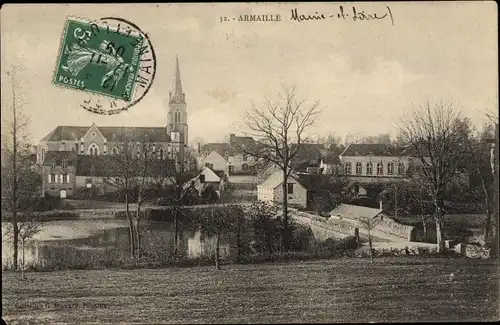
[350,245,439,258]
[454,243,491,259]
[373,217,416,241]
[290,209,357,240]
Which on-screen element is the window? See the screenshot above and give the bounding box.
[88,143,99,156]
[112,147,119,155]
[243,154,248,161]
[61,142,66,151]
[91,132,96,137]
[387,162,394,175]
[344,162,352,175]
[152,143,156,153]
[377,162,383,175]
[74,143,79,153]
[205,163,214,169]
[62,173,69,183]
[52,161,56,168]
[159,148,164,160]
[61,159,68,168]
[199,174,206,183]
[175,146,180,153]
[287,183,294,194]
[398,162,405,175]
[175,111,180,123]
[355,162,362,175]
[366,162,373,175]
[50,173,56,183]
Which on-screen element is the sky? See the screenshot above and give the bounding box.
[1,2,498,146]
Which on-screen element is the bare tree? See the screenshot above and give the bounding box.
[104,134,138,258]
[358,216,379,263]
[1,65,33,271]
[485,110,499,256]
[468,124,495,243]
[241,85,319,251]
[316,132,343,151]
[157,151,199,260]
[363,133,393,145]
[4,209,42,279]
[104,131,174,259]
[398,100,472,252]
[18,215,41,280]
[344,132,366,146]
[194,202,244,270]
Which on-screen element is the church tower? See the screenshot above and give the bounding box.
[167,56,188,147]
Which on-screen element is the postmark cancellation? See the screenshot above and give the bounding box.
[53,16,156,115]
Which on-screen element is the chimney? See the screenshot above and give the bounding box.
[379,200,383,210]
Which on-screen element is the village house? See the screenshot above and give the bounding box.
[184,166,227,199]
[196,143,230,174]
[257,169,309,209]
[196,133,259,176]
[42,151,175,198]
[338,144,417,184]
[41,151,78,198]
[257,169,345,210]
[339,143,470,191]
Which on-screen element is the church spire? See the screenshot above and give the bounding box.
[170,55,185,103]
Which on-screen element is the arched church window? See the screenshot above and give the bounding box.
[159,148,164,160]
[175,111,180,123]
[88,143,100,156]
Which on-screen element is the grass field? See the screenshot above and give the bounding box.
[2,257,498,324]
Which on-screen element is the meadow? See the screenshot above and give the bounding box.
[2,257,498,324]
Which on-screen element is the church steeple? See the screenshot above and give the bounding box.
[167,55,188,148]
[170,55,185,103]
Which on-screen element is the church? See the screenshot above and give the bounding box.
[37,57,191,198]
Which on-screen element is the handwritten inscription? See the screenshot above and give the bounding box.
[290,6,395,26]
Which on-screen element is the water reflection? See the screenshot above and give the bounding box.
[1,221,231,269]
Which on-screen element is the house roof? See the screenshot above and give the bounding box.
[295,173,344,194]
[340,144,404,157]
[75,155,175,177]
[259,169,302,189]
[290,143,323,162]
[329,203,383,220]
[42,151,79,166]
[212,169,226,180]
[200,143,230,157]
[200,166,221,182]
[41,126,171,143]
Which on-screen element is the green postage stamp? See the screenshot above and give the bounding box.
[53,17,156,114]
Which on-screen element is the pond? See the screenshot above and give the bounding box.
[1,219,232,269]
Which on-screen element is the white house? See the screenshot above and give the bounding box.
[197,149,228,174]
[184,166,226,198]
[196,134,260,176]
[339,143,418,183]
[257,169,308,209]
